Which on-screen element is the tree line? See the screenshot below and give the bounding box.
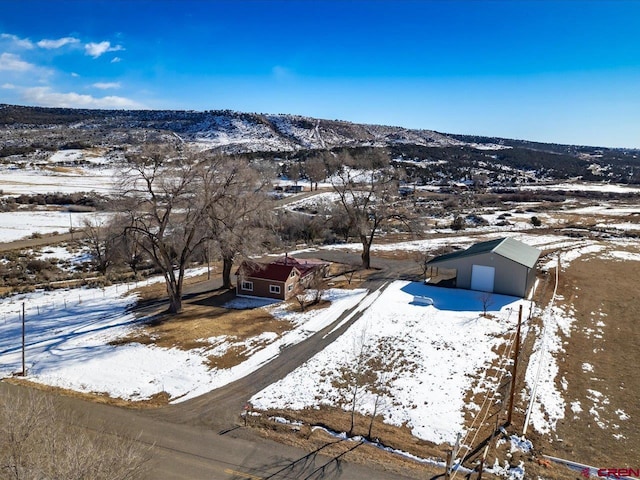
[85,144,412,314]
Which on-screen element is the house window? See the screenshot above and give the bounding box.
[290,271,296,278]
[242,281,253,291]
[270,285,281,294]
[288,284,294,292]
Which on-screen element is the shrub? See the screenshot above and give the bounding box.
[450,215,466,231]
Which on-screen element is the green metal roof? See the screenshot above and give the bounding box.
[427,237,541,268]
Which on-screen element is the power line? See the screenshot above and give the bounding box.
[450,306,523,478]
[522,254,560,435]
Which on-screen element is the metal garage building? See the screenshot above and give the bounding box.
[427,237,541,298]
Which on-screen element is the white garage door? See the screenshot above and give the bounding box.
[471,265,495,292]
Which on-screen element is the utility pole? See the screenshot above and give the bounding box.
[21,302,25,376]
[507,304,523,425]
[207,242,211,281]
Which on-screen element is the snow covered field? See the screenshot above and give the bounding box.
[251,281,531,445]
[521,182,640,194]
[0,149,119,196]
[0,210,112,243]
[0,270,530,447]
[0,149,121,241]
[0,278,367,403]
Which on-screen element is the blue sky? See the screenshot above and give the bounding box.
[1,0,639,148]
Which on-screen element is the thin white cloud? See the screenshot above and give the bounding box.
[111,56,122,63]
[0,53,35,72]
[92,82,121,90]
[85,41,124,59]
[0,33,34,49]
[2,83,16,89]
[23,87,144,109]
[71,72,79,77]
[272,65,294,81]
[37,37,80,49]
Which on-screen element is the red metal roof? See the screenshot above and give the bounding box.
[239,262,299,282]
[272,256,328,277]
[237,256,329,282]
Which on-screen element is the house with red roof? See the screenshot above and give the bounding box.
[235,255,329,301]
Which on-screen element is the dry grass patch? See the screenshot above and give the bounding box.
[207,344,250,370]
[116,302,290,350]
[114,289,294,371]
[548,253,640,467]
[5,377,171,408]
[43,165,84,175]
[251,406,448,461]
[247,406,502,479]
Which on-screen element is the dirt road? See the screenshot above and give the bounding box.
[0,380,420,480]
[0,230,86,253]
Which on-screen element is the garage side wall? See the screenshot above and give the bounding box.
[433,252,529,297]
[525,265,537,297]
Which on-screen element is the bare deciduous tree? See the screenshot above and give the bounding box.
[331,149,405,269]
[83,218,120,276]
[288,161,301,186]
[120,144,212,314]
[0,391,149,480]
[295,288,308,312]
[331,329,376,436]
[330,332,416,440]
[304,155,327,191]
[310,274,326,304]
[111,220,147,278]
[294,273,326,312]
[478,291,494,317]
[414,250,432,282]
[206,157,273,289]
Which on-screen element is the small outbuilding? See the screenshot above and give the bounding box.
[426,237,540,298]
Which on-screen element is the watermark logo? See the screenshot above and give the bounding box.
[581,467,640,479]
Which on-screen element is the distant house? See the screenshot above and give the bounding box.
[236,256,329,301]
[426,237,541,298]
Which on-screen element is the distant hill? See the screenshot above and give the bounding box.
[0,103,465,153]
[1,104,639,183]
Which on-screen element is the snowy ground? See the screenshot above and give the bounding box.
[521,182,640,194]
[1,224,637,441]
[0,210,113,243]
[0,276,367,403]
[251,281,531,445]
[0,149,119,196]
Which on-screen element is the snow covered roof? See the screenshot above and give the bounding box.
[427,237,541,268]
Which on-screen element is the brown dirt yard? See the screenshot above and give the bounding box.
[542,250,640,470]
